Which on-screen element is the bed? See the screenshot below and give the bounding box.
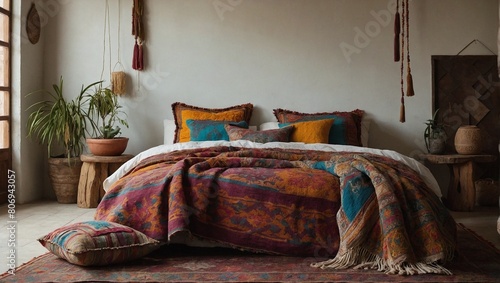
[93,103,457,276]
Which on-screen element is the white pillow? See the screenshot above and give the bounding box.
[259,122,279,131]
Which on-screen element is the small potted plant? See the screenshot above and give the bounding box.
[86,85,129,156]
[26,77,101,203]
[424,109,447,154]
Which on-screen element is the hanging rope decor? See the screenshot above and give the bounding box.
[111,0,127,95]
[405,0,415,97]
[132,0,145,71]
[394,0,400,62]
[100,0,112,82]
[396,0,414,122]
[399,0,406,122]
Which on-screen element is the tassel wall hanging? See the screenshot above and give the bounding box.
[399,0,406,122]
[395,0,414,123]
[132,0,144,71]
[394,0,400,62]
[405,0,415,97]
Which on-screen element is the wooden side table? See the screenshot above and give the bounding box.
[77,154,134,208]
[420,154,496,212]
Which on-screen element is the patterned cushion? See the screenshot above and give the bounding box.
[172,102,253,143]
[279,119,334,144]
[225,124,293,143]
[187,120,248,141]
[273,108,364,146]
[38,221,162,266]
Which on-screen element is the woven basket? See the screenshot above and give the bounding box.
[475,179,499,206]
[48,157,82,203]
[26,3,41,44]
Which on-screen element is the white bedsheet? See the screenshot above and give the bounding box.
[103,140,441,198]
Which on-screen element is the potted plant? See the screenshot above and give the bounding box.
[26,77,101,203]
[424,109,447,154]
[86,85,129,156]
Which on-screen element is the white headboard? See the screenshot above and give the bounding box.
[164,119,177,145]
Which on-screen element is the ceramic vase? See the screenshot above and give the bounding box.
[454,125,482,155]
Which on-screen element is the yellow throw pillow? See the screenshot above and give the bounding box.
[171,102,253,143]
[288,119,334,144]
[273,108,364,146]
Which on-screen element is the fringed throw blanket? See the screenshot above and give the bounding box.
[95,146,456,275]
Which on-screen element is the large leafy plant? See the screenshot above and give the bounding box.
[87,86,128,139]
[26,77,101,160]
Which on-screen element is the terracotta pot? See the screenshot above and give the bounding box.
[48,157,82,203]
[86,137,129,156]
[454,126,482,155]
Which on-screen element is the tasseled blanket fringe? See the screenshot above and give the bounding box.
[311,247,453,276]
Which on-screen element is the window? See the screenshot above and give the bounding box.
[0,0,11,204]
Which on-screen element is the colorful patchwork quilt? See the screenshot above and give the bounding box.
[95,146,456,275]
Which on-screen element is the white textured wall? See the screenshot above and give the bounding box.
[12,1,47,203]
[16,0,498,201]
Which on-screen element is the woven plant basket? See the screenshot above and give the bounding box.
[48,157,82,203]
[475,179,499,206]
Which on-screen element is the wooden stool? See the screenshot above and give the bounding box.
[77,154,134,208]
[420,154,496,212]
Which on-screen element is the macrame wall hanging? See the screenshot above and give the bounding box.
[132,0,145,71]
[100,0,112,83]
[111,0,127,95]
[394,0,415,123]
[101,0,127,95]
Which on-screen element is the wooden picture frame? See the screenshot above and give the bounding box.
[431,55,500,177]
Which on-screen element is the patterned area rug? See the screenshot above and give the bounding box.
[1,223,499,282]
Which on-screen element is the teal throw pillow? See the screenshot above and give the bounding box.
[186,120,248,141]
